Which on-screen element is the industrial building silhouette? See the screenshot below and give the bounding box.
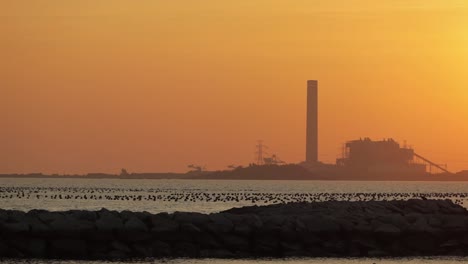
[304,80,451,176]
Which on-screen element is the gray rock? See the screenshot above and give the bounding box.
[174,212,209,225]
[0,240,9,256]
[408,216,440,234]
[124,216,148,232]
[301,233,322,246]
[0,210,8,222]
[150,215,179,233]
[443,215,467,230]
[335,218,354,232]
[151,240,171,257]
[281,241,303,252]
[133,243,153,257]
[10,238,47,258]
[25,215,50,233]
[50,239,87,258]
[221,234,250,251]
[7,210,26,223]
[299,216,340,233]
[173,242,199,257]
[254,238,279,256]
[427,214,443,228]
[120,210,136,222]
[96,210,123,231]
[279,220,298,241]
[38,211,63,224]
[1,222,29,233]
[69,210,97,222]
[368,249,388,257]
[181,222,201,233]
[437,199,466,214]
[225,213,262,230]
[405,234,437,253]
[406,199,439,214]
[49,215,95,234]
[262,215,286,231]
[207,214,233,233]
[200,249,235,258]
[233,224,253,236]
[111,240,131,253]
[374,223,401,236]
[108,250,128,259]
[194,232,221,248]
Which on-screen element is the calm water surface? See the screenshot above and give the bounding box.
[1,178,468,213]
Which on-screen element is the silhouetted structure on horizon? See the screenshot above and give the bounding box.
[336,138,426,174]
[306,80,318,163]
[302,80,452,177]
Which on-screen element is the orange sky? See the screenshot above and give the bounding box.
[1,1,467,174]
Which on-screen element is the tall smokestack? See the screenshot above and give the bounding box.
[306,80,318,163]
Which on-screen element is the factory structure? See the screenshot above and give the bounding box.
[303,80,451,178]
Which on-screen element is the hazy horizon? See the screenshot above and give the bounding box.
[2,1,468,174]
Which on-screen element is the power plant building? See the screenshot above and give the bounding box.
[302,80,450,177]
[336,138,427,174]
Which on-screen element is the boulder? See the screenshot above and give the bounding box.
[299,215,341,233]
[49,215,95,234]
[374,223,401,237]
[1,222,29,233]
[108,250,129,260]
[150,215,179,233]
[151,240,171,257]
[443,215,467,230]
[181,222,201,233]
[207,214,233,233]
[254,231,280,255]
[7,210,26,223]
[25,215,50,233]
[50,239,87,259]
[132,243,153,257]
[9,238,47,258]
[221,234,250,251]
[38,211,63,224]
[200,249,235,258]
[68,210,97,222]
[96,210,123,231]
[174,212,209,226]
[123,216,149,232]
[173,242,199,257]
[0,210,8,222]
[111,240,131,254]
[261,215,286,232]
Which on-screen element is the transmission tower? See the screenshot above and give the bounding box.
[255,140,268,165]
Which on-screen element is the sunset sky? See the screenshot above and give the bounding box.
[1,1,467,174]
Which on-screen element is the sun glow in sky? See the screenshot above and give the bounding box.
[1,0,468,174]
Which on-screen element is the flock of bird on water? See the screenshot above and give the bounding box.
[0,187,466,207]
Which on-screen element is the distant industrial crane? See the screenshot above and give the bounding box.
[254,141,285,166]
[187,164,206,173]
[263,154,285,165]
[227,165,239,170]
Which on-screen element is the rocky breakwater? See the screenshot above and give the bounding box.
[1,199,468,259]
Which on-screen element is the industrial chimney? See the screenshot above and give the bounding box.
[306,80,318,163]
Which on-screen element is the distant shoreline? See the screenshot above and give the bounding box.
[2,164,467,181]
[2,173,468,182]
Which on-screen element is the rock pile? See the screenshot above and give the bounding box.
[1,199,468,259]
